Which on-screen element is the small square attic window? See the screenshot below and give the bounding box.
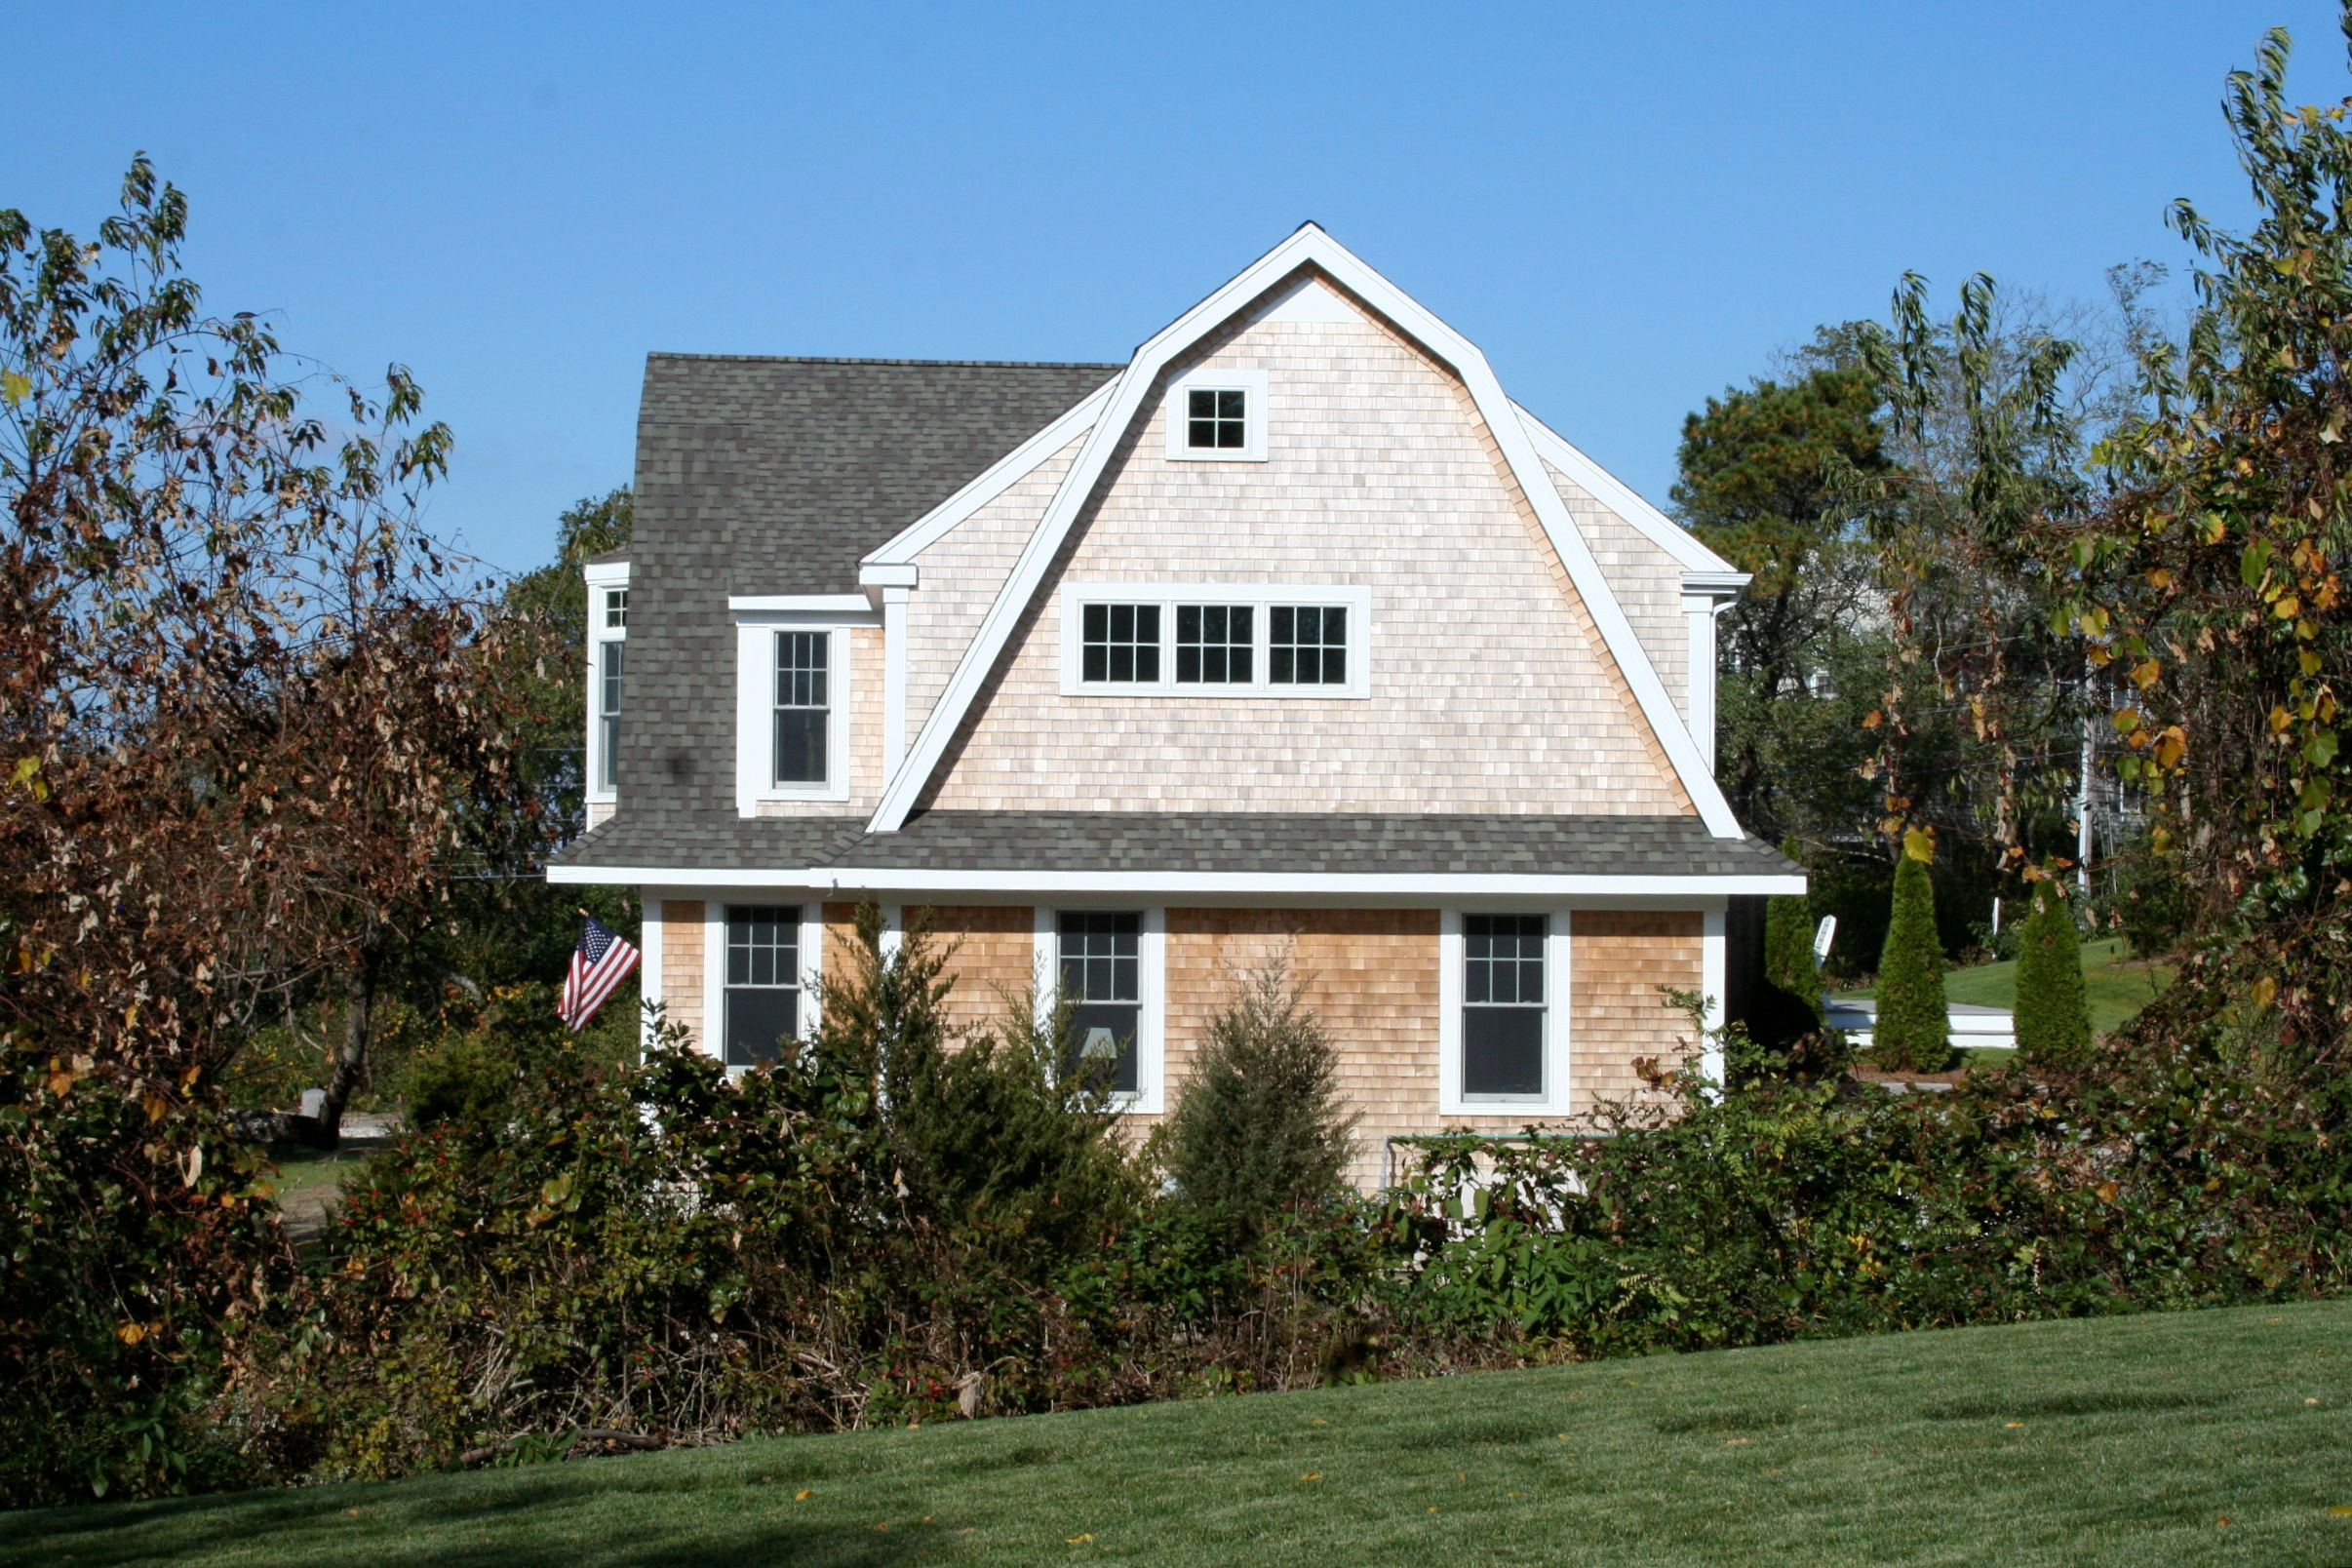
[1165,370,1268,462]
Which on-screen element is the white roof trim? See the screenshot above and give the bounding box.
[861,379,1116,567]
[866,223,1744,840]
[583,559,631,587]
[1511,401,1738,575]
[548,862,1801,897]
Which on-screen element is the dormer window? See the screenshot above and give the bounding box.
[1164,369,1268,461]
[583,566,630,804]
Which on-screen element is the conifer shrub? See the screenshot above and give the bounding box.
[1873,851,1950,1072]
[2014,882,2093,1068]
[1763,891,1821,1014]
[1159,954,1357,1232]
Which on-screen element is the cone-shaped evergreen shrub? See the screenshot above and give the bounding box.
[1161,955,1357,1231]
[2014,882,2093,1067]
[1763,892,1822,1022]
[1874,851,1950,1071]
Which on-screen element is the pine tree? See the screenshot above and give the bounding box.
[1874,852,1950,1072]
[2014,882,2093,1067]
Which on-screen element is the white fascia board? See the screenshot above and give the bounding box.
[728,594,876,615]
[860,380,1117,568]
[583,559,632,588]
[859,562,919,590]
[869,223,1747,839]
[547,863,1804,898]
[1681,568,1751,601]
[1511,402,1738,576]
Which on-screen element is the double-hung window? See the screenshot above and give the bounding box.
[1057,912,1141,1094]
[1061,583,1368,697]
[585,576,628,801]
[773,631,830,786]
[724,905,802,1067]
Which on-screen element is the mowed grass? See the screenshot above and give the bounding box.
[1841,937,2177,1039]
[12,1301,2351,1568]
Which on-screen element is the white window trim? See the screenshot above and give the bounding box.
[734,617,854,812]
[1437,908,1574,1117]
[583,564,630,805]
[1033,905,1165,1115]
[1164,368,1268,462]
[704,898,825,1076]
[1056,581,1371,699]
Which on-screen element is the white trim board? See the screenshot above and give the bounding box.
[549,864,1802,897]
[864,223,1746,840]
[1510,403,1738,576]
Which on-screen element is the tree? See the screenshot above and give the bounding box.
[1874,850,1950,1071]
[2014,882,2092,1067]
[1674,348,1890,843]
[1160,953,1357,1229]
[0,156,541,1148]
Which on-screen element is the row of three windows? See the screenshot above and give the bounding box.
[1071,587,1363,695]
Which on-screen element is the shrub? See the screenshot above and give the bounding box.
[2111,838,2196,959]
[1873,851,1950,1072]
[1762,887,1821,1014]
[2015,882,2093,1067]
[1158,954,1357,1231]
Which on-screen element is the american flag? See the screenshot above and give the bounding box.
[560,914,640,1032]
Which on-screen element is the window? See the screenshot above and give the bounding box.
[1080,603,1160,685]
[1175,604,1253,685]
[724,905,801,1067]
[1058,911,1141,1094]
[1062,582,1368,697]
[1187,387,1247,451]
[604,587,628,629]
[597,640,624,792]
[773,631,830,786]
[1462,915,1547,1099]
[1164,369,1268,461]
[1269,605,1348,686]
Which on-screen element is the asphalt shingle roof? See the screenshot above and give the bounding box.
[553,810,1794,881]
[619,355,1119,831]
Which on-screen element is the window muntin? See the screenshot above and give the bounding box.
[1186,387,1247,451]
[1463,914,1547,1099]
[1269,605,1348,686]
[1058,911,1141,1095]
[1080,603,1161,686]
[724,905,801,1068]
[597,640,625,792]
[1175,604,1253,685]
[773,630,830,786]
[604,588,628,629]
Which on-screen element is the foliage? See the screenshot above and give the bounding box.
[0,1043,289,1507]
[1157,954,1359,1233]
[1762,883,1821,1015]
[1872,850,1951,1070]
[2014,882,2093,1066]
[2107,832,2196,958]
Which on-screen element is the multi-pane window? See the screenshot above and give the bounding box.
[1175,604,1253,685]
[1463,915,1547,1098]
[724,905,801,1068]
[1270,605,1348,686]
[773,631,830,785]
[604,588,628,629]
[597,640,624,792]
[1058,911,1142,1094]
[1186,387,1247,451]
[1080,603,1161,685]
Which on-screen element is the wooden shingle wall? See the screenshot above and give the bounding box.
[920,291,1693,814]
[910,903,1041,1037]
[1548,462,1691,722]
[658,899,705,1043]
[1569,909,1703,1114]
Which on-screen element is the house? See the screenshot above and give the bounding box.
[548,223,1804,1186]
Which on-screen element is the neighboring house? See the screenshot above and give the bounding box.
[549,223,1803,1186]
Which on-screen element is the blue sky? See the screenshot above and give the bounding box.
[8,2,2343,575]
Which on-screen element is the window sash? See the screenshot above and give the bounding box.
[1174,603,1253,685]
[724,905,802,1068]
[1068,591,1359,694]
[597,640,624,792]
[1462,914,1547,1100]
[1269,604,1349,686]
[773,631,831,785]
[604,588,628,629]
[1059,912,1143,1094]
[1079,602,1161,685]
[1186,386,1247,450]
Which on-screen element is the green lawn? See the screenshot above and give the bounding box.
[1841,937,2176,1039]
[12,1300,2350,1567]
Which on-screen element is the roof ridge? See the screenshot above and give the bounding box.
[645,352,1124,371]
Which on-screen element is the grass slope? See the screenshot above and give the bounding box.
[1841,937,2176,1039]
[12,1301,2350,1567]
